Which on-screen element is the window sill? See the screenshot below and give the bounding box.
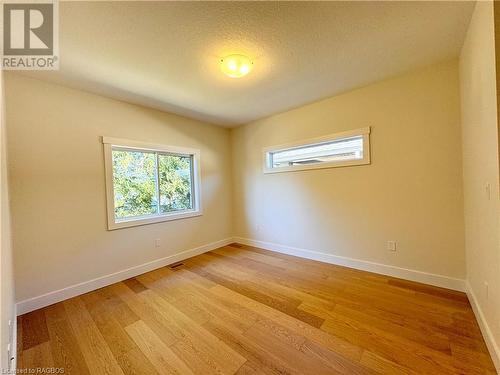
[263,158,370,174]
[107,210,202,230]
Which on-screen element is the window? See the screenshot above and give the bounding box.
[103,137,201,230]
[263,127,370,173]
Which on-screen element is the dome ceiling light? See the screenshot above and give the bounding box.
[220,54,253,78]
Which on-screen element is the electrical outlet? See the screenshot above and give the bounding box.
[387,241,397,252]
[485,183,492,200]
[155,239,161,248]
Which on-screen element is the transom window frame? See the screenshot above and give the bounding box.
[102,137,202,230]
[263,126,371,174]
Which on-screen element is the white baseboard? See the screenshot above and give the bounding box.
[233,237,465,292]
[16,238,234,315]
[465,281,500,373]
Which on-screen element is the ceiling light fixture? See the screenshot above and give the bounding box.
[220,54,253,78]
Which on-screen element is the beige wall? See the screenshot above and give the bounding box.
[231,60,465,279]
[4,25,497,366]
[1,70,15,370]
[459,1,500,366]
[5,61,468,305]
[5,73,233,303]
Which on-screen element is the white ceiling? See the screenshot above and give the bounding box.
[21,1,475,127]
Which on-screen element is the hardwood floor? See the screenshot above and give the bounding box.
[17,243,496,374]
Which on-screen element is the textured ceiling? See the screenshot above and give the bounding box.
[20,1,474,126]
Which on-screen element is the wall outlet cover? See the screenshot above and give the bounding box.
[387,241,397,252]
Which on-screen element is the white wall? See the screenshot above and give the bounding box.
[231,60,466,282]
[0,69,15,371]
[459,1,500,369]
[5,73,233,305]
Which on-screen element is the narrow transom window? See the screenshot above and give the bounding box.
[263,127,370,173]
[103,137,202,230]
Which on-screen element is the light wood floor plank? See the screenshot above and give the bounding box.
[109,282,179,346]
[21,342,53,370]
[17,243,496,374]
[202,317,301,375]
[360,350,420,375]
[64,297,125,375]
[44,303,91,375]
[208,283,363,362]
[125,320,194,375]
[114,347,160,375]
[81,290,138,359]
[141,289,247,375]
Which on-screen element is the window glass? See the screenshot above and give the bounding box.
[270,136,363,168]
[158,154,193,213]
[112,149,158,219]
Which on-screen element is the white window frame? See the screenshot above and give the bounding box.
[102,137,202,230]
[263,126,371,174]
